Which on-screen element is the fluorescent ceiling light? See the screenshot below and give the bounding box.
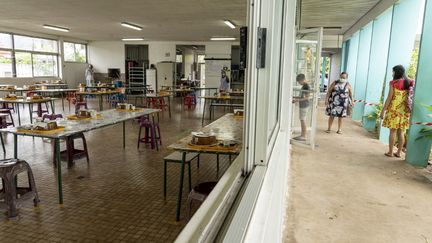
[210,37,236,41]
[43,24,70,32]
[224,20,236,29]
[121,22,143,31]
[122,38,145,41]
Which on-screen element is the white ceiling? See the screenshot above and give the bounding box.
[0,0,246,41]
[0,0,381,41]
[300,0,381,34]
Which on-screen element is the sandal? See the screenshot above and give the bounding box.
[384,152,393,157]
[325,130,331,133]
[293,136,306,141]
[336,130,342,134]
[393,153,401,158]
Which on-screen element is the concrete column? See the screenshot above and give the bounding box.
[352,22,373,121]
[362,8,393,132]
[406,0,432,167]
[320,57,327,92]
[379,0,423,143]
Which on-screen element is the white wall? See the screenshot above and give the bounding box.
[63,62,88,87]
[148,42,176,65]
[205,43,232,88]
[88,40,234,86]
[329,51,342,84]
[88,41,125,73]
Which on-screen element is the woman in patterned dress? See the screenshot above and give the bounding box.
[380,65,414,158]
[325,72,353,134]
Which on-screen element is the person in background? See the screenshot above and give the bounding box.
[380,65,414,158]
[325,72,353,134]
[85,64,95,87]
[219,70,230,93]
[292,74,311,141]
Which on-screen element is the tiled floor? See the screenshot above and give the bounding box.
[0,96,232,242]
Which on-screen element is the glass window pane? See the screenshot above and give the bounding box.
[15,52,33,77]
[176,54,183,63]
[33,54,58,77]
[64,42,75,61]
[75,43,87,62]
[0,33,12,49]
[0,50,13,77]
[64,42,87,62]
[14,35,58,53]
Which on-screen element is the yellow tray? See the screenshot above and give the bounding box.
[67,114,102,120]
[186,143,239,151]
[3,97,18,101]
[17,126,65,134]
[115,108,144,112]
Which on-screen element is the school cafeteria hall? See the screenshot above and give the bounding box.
[1,0,432,242]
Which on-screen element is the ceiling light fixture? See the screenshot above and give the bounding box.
[210,37,236,41]
[224,20,236,29]
[43,24,70,32]
[121,22,143,31]
[122,38,145,41]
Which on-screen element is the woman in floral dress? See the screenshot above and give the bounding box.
[380,65,414,158]
[325,72,353,134]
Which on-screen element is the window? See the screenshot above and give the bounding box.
[0,33,12,49]
[15,52,32,77]
[0,33,60,78]
[33,54,58,77]
[176,54,183,63]
[14,35,58,53]
[197,54,205,63]
[0,51,13,77]
[64,42,87,62]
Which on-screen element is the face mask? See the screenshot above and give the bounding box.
[340,78,347,83]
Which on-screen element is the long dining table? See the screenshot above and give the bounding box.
[0,97,58,125]
[0,108,160,205]
[168,113,243,221]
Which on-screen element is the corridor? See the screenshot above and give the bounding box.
[285,106,432,243]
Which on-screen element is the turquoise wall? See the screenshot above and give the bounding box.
[352,22,373,121]
[407,0,432,167]
[362,8,393,132]
[346,32,360,88]
[379,0,423,143]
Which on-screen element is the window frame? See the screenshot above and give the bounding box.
[0,32,60,78]
[63,41,88,63]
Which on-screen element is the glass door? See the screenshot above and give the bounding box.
[291,28,323,149]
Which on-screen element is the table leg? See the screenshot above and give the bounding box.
[51,100,55,114]
[99,96,103,111]
[168,96,171,118]
[13,134,17,159]
[176,152,186,221]
[37,103,42,117]
[123,121,126,149]
[29,104,33,123]
[201,99,207,126]
[55,138,63,205]
[17,104,21,126]
[61,92,65,111]
[152,115,159,151]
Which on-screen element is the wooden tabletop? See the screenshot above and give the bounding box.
[168,114,243,154]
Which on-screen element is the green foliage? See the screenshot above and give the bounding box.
[363,103,383,121]
[407,48,419,79]
[416,104,432,141]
